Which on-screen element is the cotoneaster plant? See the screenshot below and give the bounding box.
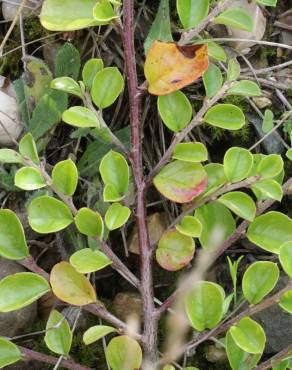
[0,0,291,369]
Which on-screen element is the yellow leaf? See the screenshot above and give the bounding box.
[144,41,209,96]
[50,261,96,306]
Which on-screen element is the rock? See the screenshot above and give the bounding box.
[252,96,272,109]
[0,258,37,337]
[254,274,292,354]
[205,344,227,363]
[225,0,266,52]
[2,0,39,21]
[112,292,143,322]
[128,213,168,254]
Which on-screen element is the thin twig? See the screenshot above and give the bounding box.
[254,345,292,370]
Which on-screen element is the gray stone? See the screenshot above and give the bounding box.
[0,258,37,338]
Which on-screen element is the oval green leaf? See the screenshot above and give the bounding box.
[214,8,253,32]
[15,167,46,191]
[75,208,104,238]
[173,142,208,163]
[204,104,245,130]
[105,203,131,231]
[0,338,21,368]
[228,81,261,97]
[279,291,292,314]
[93,0,117,22]
[224,147,253,183]
[105,336,142,370]
[279,242,292,278]
[45,310,72,355]
[204,163,227,196]
[52,159,78,196]
[0,149,22,164]
[176,216,202,238]
[227,58,241,82]
[83,325,116,345]
[62,106,100,128]
[203,63,223,99]
[19,132,39,164]
[218,191,256,222]
[251,179,283,202]
[177,0,209,29]
[257,154,283,179]
[70,248,112,273]
[51,77,82,98]
[82,58,104,89]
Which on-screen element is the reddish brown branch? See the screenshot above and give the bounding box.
[254,344,292,370]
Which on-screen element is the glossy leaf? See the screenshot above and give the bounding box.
[15,167,46,191]
[224,147,253,183]
[156,229,195,271]
[93,0,117,22]
[83,325,116,345]
[0,149,22,164]
[91,67,124,109]
[106,336,143,370]
[0,338,21,368]
[51,77,82,98]
[173,142,208,163]
[203,63,223,98]
[45,310,72,355]
[105,203,131,230]
[279,242,292,278]
[204,163,227,196]
[214,8,253,32]
[218,192,256,222]
[227,59,241,81]
[176,216,202,238]
[19,132,39,164]
[229,317,266,354]
[228,81,261,97]
[163,366,175,370]
[256,0,277,6]
[177,0,210,29]
[204,104,245,130]
[279,291,292,314]
[82,59,104,89]
[226,331,261,370]
[262,109,274,133]
[157,91,192,132]
[247,211,292,254]
[286,149,292,161]
[144,41,209,95]
[0,272,50,312]
[52,159,78,196]
[50,261,96,306]
[75,208,104,238]
[257,154,283,179]
[208,41,227,62]
[195,202,236,249]
[0,209,29,260]
[153,160,207,203]
[251,179,283,202]
[62,106,100,128]
[99,151,129,201]
[242,262,279,304]
[28,196,73,233]
[70,248,112,273]
[185,281,225,331]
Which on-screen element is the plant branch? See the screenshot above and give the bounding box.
[254,344,292,370]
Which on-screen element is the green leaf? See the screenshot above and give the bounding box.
[40,0,101,31]
[105,203,131,230]
[99,151,129,201]
[204,104,245,130]
[28,196,73,233]
[242,261,279,304]
[226,331,261,370]
[163,366,175,370]
[91,67,124,109]
[156,229,195,271]
[224,147,253,183]
[45,310,72,355]
[218,192,256,222]
[157,91,192,132]
[227,59,241,81]
[51,77,82,98]
[176,216,202,238]
[279,291,292,314]
[0,209,29,260]
[83,325,117,345]
[257,154,283,179]
[154,160,207,203]
[195,202,236,250]
[204,163,227,196]
[52,159,78,196]
[251,179,283,202]
[55,42,81,80]
[228,81,261,97]
[256,0,277,6]
[173,142,208,163]
[93,0,117,22]
[207,41,227,62]
[19,133,39,164]
[62,106,100,128]
[230,317,266,355]
[177,0,209,29]
[262,109,274,133]
[75,208,104,238]
[0,149,22,164]
[185,281,225,331]
[0,338,21,368]
[247,211,292,254]
[82,59,104,89]
[214,8,253,32]
[286,149,292,161]
[50,261,96,306]
[203,63,223,98]
[279,242,292,278]
[0,272,50,312]
[70,248,112,273]
[15,167,46,191]
[106,336,142,370]
[144,0,173,54]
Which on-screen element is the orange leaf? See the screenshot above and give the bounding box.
[144,41,209,96]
